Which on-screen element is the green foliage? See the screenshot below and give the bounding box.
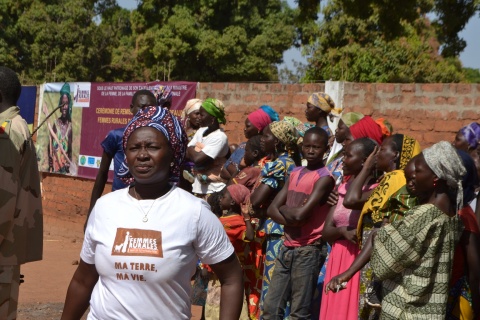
[0,0,296,83]
[463,68,480,83]
[303,0,466,83]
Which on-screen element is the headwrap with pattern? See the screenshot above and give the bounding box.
[118,106,187,184]
[459,122,480,150]
[247,105,279,132]
[202,98,226,124]
[307,92,335,113]
[422,141,466,212]
[269,120,297,147]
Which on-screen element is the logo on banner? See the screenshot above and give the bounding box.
[73,83,91,107]
[111,228,163,258]
[80,156,86,166]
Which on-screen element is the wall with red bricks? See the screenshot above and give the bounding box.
[41,82,480,238]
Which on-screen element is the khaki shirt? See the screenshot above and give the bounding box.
[0,106,43,265]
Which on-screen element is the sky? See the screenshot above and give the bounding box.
[117,0,480,70]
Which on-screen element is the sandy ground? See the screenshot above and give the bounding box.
[17,230,202,319]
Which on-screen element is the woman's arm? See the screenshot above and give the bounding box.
[250,183,274,210]
[244,219,254,241]
[462,230,480,318]
[61,260,99,320]
[209,253,244,320]
[343,147,378,209]
[280,176,335,225]
[266,178,290,225]
[321,205,356,244]
[187,146,213,166]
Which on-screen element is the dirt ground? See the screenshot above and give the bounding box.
[17,223,202,319]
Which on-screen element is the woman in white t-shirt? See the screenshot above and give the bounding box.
[62,106,243,320]
[187,98,229,197]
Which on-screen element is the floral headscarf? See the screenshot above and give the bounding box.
[118,106,187,184]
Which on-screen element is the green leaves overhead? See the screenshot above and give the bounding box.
[303,0,475,83]
[0,0,295,83]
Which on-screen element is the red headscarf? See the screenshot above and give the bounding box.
[227,184,250,205]
[247,109,272,132]
[349,116,383,145]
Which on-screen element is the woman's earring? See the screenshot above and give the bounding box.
[170,162,174,167]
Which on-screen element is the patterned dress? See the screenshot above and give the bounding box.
[371,204,464,319]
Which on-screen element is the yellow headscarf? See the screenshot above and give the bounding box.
[307,92,335,113]
[356,135,421,244]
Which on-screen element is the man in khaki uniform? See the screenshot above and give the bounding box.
[0,66,43,319]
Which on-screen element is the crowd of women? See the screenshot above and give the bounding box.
[63,91,480,320]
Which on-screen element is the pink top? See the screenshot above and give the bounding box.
[333,180,378,228]
[284,167,333,247]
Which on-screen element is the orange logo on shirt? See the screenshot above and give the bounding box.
[111,228,163,258]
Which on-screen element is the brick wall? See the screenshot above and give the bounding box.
[41,82,480,237]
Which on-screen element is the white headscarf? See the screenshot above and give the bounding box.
[422,141,466,212]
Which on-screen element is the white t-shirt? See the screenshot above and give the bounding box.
[187,127,229,194]
[82,186,234,320]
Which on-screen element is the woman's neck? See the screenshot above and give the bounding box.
[424,187,457,216]
[316,117,328,128]
[131,181,171,200]
[203,123,219,136]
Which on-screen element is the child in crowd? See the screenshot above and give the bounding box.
[264,127,335,319]
[205,185,253,319]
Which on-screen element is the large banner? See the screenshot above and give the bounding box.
[18,85,37,133]
[36,81,196,180]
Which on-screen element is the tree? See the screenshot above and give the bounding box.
[303,0,467,83]
[463,68,480,83]
[128,0,297,81]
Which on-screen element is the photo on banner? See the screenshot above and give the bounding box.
[36,81,197,180]
[36,82,89,176]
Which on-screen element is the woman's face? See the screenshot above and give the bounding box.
[243,143,257,167]
[342,132,355,149]
[61,94,69,106]
[220,189,233,210]
[199,107,215,127]
[453,131,470,152]
[342,141,365,176]
[188,110,201,128]
[302,132,327,166]
[305,102,321,122]
[260,125,277,154]
[60,95,69,117]
[335,120,349,144]
[376,136,398,172]
[412,154,437,198]
[125,127,173,185]
[404,158,417,196]
[244,118,260,139]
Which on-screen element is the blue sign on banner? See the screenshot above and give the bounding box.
[18,86,37,132]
